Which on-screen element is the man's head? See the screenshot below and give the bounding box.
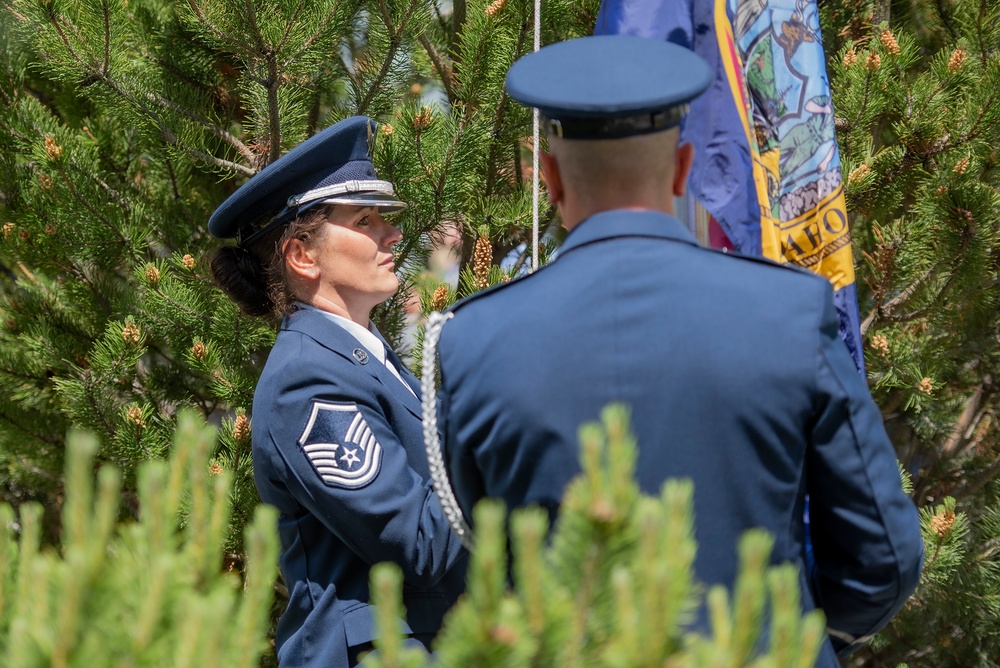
[541,128,694,228]
[505,36,711,229]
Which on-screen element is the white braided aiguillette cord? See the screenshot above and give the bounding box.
[421,310,474,550]
[531,0,541,272]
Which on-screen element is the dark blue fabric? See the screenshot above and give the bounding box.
[437,210,922,666]
[208,116,378,239]
[253,308,467,668]
[504,35,711,121]
[833,282,865,372]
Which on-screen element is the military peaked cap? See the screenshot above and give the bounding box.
[208,116,407,246]
[505,35,712,139]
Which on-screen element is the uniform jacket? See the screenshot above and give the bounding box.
[437,210,923,665]
[253,307,467,668]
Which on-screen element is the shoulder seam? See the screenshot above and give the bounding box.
[447,260,556,313]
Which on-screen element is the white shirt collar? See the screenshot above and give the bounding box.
[296,303,387,365]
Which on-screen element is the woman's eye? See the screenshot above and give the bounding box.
[357,216,370,227]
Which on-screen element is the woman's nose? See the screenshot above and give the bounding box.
[383,220,403,247]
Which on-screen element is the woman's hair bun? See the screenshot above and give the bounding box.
[210,245,275,317]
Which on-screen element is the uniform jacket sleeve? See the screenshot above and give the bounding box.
[255,328,466,589]
[806,289,924,654]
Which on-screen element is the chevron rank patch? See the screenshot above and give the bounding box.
[298,401,382,489]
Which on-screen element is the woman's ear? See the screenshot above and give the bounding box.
[284,238,320,281]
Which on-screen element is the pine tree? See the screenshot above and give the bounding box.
[0,411,279,667]
[0,406,826,667]
[821,1,1000,664]
[0,0,596,661]
[2,0,999,664]
[0,0,599,548]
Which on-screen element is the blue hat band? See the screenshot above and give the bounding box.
[546,105,688,140]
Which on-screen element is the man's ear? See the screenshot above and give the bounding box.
[673,142,695,197]
[540,150,564,206]
[284,238,320,281]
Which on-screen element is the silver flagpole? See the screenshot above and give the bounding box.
[531,0,541,271]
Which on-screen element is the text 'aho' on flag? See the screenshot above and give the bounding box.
[595,0,866,374]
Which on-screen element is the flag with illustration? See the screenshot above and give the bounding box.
[595,0,865,373]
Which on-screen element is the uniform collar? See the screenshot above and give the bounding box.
[296,303,388,366]
[282,306,423,419]
[559,209,699,256]
[283,305,362,357]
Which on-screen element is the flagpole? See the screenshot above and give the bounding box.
[531,0,540,271]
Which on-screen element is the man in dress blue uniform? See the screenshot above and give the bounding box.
[433,36,923,665]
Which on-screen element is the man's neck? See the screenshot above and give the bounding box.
[561,196,675,232]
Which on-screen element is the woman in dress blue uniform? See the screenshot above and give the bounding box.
[208,116,467,667]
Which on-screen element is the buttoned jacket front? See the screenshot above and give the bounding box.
[253,307,467,668]
[437,210,923,666]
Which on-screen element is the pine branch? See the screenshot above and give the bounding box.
[941,385,986,457]
[433,116,472,211]
[53,165,141,265]
[483,46,522,194]
[265,69,282,166]
[451,0,466,59]
[0,444,61,483]
[431,0,446,28]
[101,0,111,76]
[507,216,558,275]
[53,258,116,319]
[356,0,423,115]
[418,33,455,103]
[861,264,936,334]
[873,0,892,24]
[90,173,131,213]
[146,92,257,166]
[186,0,247,50]
[72,38,256,178]
[277,0,308,51]
[281,0,348,67]
[952,453,1000,502]
[146,287,208,322]
[188,149,256,176]
[164,155,181,202]
[131,352,216,430]
[962,89,997,143]
[975,535,1000,562]
[935,0,959,40]
[975,2,992,67]
[230,0,283,165]
[42,4,86,72]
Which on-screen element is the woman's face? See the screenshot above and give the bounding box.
[307,204,403,319]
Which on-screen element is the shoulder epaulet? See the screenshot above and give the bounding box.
[446,259,557,314]
[703,246,827,283]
